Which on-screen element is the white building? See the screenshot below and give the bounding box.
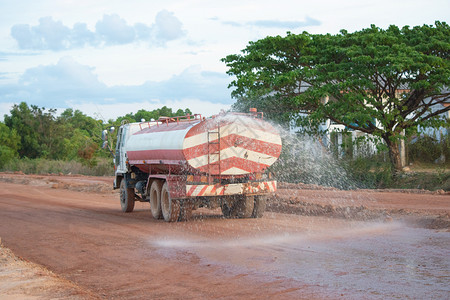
[290,94,449,163]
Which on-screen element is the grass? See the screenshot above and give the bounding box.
[343,157,450,191]
[392,171,450,191]
[1,157,114,176]
[393,162,450,191]
[1,157,449,191]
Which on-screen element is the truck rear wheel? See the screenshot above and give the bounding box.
[120,178,135,212]
[149,180,163,219]
[235,195,254,218]
[221,195,254,218]
[161,182,180,222]
[179,200,194,221]
[221,196,235,218]
[252,195,266,218]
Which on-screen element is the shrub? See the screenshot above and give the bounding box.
[343,155,393,189]
[408,133,449,164]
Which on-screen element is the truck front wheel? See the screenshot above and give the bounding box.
[161,182,180,222]
[120,178,135,212]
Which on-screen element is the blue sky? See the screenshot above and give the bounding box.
[0,0,448,121]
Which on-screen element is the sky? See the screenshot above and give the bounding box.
[0,0,448,121]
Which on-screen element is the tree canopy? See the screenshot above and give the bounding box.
[222,21,450,171]
[115,106,192,124]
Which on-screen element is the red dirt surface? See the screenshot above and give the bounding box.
[273,182,450,229]
[0,172,449,299]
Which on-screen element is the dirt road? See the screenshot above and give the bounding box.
[0,173,449,299]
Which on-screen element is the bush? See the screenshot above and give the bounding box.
[343,155,393,189]
[408,133,450,164]
[0,145,17,169]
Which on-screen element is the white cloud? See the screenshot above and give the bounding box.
[71,22,97,47]
[95,14,136,45]
[20,57,102,87]
[0,102,15,121]
[0,57,233,119]
[9,11,187,50]
[14,57,106,106]
[11,17,71,50]
[136,65,232,102]
[220,16,322,29]
[153,10,186,42]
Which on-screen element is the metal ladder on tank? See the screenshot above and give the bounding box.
[207,122,221,185]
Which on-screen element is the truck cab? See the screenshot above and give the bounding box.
[113,122,144,189]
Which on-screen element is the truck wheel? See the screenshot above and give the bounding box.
[235,195,254,218]
[179,200,194,221]
[221,197,235,218]
[161,182,180,222]
[252,195,266,218]
[149,180,163,219]
[120,178,135,212]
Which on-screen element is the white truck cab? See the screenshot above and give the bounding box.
[113,122,144,189]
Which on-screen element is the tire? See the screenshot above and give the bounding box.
[221,195,254,218]
[149,180,163,219]
[120,178,135,212]
[252,195,266,218]
[221,196,235,218]
[160,182,180,222]
[179,200,194,221]
[235,195,254,218]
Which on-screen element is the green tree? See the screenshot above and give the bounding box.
[222,22,450,172]
[60,108,99,137]
[134,109,157,122]
[0,122,20,168]
[116,106,194,124]
[4,102,65,158]
[2,103,194,168]
[102,106,194,158]
[59,108,103,162]
[4,102,40,158]
[175,109,185,116]
[157,105,173,117]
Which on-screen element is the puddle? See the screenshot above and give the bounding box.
[152,222,450,299]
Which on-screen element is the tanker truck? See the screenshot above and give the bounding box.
[104,109,282,222]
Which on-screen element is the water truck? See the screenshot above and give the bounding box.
[103,109,282,222]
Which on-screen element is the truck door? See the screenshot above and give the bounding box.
[115,126,127,173]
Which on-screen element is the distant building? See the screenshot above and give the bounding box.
[291,93,449,164]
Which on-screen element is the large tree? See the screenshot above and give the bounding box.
[0,122,20,168]
[222,22,450,171]
[4,102,64,158]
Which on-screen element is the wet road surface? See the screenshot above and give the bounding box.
[0,177,449,299]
